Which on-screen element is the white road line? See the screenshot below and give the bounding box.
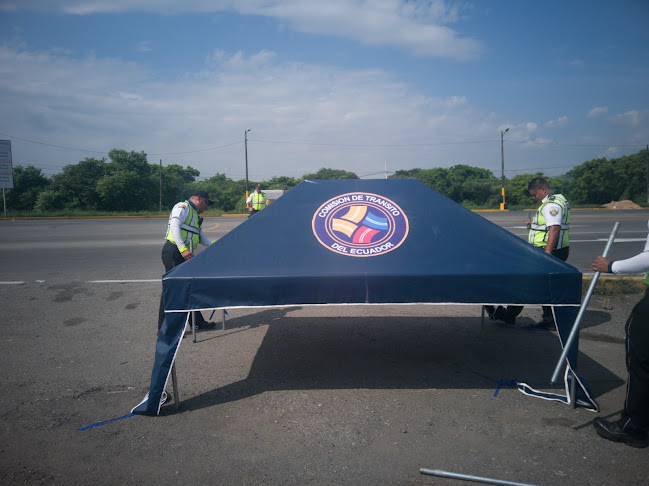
[0,281,25,285]
[88,279,160,283]
[570,238,647,243]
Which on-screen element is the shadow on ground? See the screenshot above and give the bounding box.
[167,312,623,415]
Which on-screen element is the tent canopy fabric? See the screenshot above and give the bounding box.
[133,179,592,416]
[162,179,581,312]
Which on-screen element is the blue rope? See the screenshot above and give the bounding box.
[78,413,134,431]
[208,309,229,320]
[472,371,518,397]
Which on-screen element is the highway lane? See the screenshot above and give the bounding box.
[481,209,648,274]
[0,210,647,285]
[0,216,247,284]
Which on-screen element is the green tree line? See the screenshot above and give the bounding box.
[4,148,648,215]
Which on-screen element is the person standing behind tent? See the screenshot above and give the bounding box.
[246,184,267,218]
[590,223,649,448]
[158,190,215,331]
[486,177,571,327]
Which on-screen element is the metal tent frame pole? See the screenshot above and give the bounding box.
[550,222,619,389]
[170,309,228,410]
[171,363,180,411]
[420,468,541,486]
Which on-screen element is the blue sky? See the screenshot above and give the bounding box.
[1,1,647,181]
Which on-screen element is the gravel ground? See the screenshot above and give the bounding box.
[1,282,647,486]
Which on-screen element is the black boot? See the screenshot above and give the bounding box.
[594,417,648,448]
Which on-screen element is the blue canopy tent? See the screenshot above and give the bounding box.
[133,179,596,415]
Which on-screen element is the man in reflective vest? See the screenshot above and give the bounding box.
[487,177,571,327]
[591,221,649,448]
[158,190,215,331]
[246,184,267,217]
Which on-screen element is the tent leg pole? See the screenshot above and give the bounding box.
[222,309,226,331]
[171,363,180,411]
[480,305,485,336]
[192,311,197,343]
[569,370,577,409]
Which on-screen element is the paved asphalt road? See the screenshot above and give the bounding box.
[1,209,648,485]
[0,209,647,284]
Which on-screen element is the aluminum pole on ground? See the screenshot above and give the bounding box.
[420,468,541,486]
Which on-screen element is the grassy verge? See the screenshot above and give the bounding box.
[583,276,646,295]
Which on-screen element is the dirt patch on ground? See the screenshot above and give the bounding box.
[602,200,643,209]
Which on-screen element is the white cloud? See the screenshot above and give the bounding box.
[442,96,467,108]
[117,91,143,101]
[523,137,551,148]
[0,44,498,178]
[0,0,481,60]
[136,41,152,53]
[500,122,553,149]
[610,110,642,127]
[206,49,277,71]
[587,106,607,118]
[524,122,537,133]
[544,116,568,128]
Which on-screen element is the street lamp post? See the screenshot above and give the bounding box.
[500,127,509,211]
[244,129,251,198]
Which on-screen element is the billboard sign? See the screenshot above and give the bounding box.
[0,140,13,189]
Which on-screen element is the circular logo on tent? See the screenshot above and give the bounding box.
[312,192,409,257]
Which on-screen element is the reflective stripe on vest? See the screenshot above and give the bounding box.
[528,193,571,249]
[165,201,200,252]
[251,192,267,211]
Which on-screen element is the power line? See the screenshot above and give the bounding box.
[0,132,109,154]
[508,140,645,148]
[0,131,242,156]
[2,130,645,156]
[249,138,494,147]
[148,141,241,155]
[359,170,393,178]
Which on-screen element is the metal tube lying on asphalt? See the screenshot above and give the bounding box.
[550,221,620,384]
[419,468,541,486]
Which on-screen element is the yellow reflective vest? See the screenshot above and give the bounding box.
[165,201,201,253]
[250,191,267,211]
[528,193,571,249]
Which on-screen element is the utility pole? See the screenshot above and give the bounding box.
[646,144,648,204]
[245,129,251,199]
[500,128,510,210]
[159,159,162,213]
